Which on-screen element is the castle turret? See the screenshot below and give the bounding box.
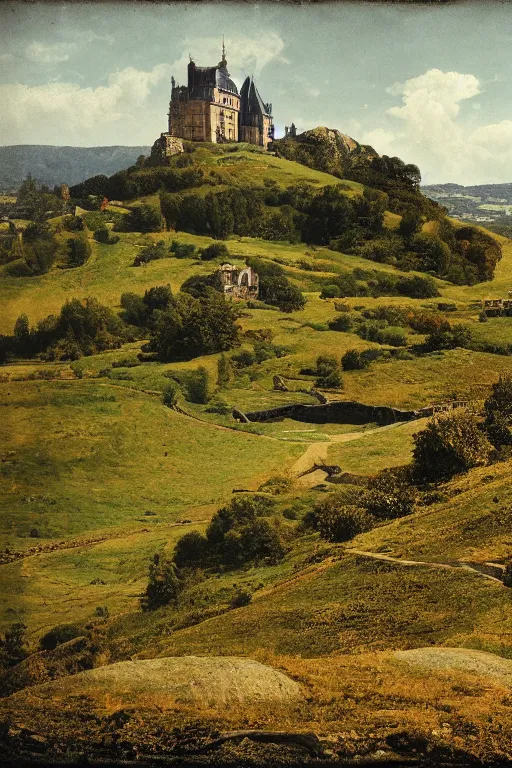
[240,76,274,149]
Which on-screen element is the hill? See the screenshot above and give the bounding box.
[0,144,151,191]
[2,131,512,766]
[423,181,512,224]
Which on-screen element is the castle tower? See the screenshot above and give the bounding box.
[239,76,274,150]
[168,41,240,143]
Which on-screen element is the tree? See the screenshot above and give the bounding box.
[125,204,163,233]
[39,624,82,651]
[341,349,369,371]
[398,210,422,240]
[174,531,209,569]
[160,191,183,231]
[0,622,28,668]
[201,242,229,261]
[162,381,180,408]
[412,410,492,483]
[68,235,92,267]
[425,323,473,351]
[13,313,31,357]
[484,375,512,449]
[258,275,305,312]
[313,496,374,542]
[141,554,182,611]
[217,353,234,387]
[185,367,210,404]
[120,292,148,327]
[315,354,343,388]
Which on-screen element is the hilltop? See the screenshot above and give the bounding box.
[1,129,512,766]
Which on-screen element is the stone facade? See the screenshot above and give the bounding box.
[150,133,184,163]
[165,44,273,149]
[218,263,259,300]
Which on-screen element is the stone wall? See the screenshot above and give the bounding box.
[150,133,184,163]
[235,400,432,426]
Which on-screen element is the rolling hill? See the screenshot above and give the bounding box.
[1,133,512,766]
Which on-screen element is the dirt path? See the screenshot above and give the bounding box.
[346,548,505,585]
[291,422,405,486]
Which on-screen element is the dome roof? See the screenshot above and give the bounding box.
[216,66,239,95]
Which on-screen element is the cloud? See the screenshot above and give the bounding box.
[26,41,73,64]
[371,68,512,184]
[0,64,170,145]
[170,31,287,82]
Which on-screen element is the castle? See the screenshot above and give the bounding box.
[152,42,274,159]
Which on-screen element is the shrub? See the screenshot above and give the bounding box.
[396,275,439,299]
[321,284,342,299]
[329,314,353,332]
[376,326,408,347]
[0,622,28,668]
[141,554,182,611]
[315,354,343,388]
[170,240,197,259]
[39,623,83,651]
[342,349,369,371]
[162,381,180,408]
[184,367,210,404]
[201,242,229,261]
[217,353,234,387]
[258,475,293,495]
[425,323,473,351]
[93,226,119,245]
[232,349,256,368]
[314,497,374,542]
[230,587,253,609]
[484,375,512,449]
[67,235,92,267]
[174,531,209,569]
[412,410,492,482]
[125,204,162,232]
[363,468,415,520]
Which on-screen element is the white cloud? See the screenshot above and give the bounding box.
[0,64,170,145]
[170,31,287,83]
[372,68,512,184]
[26,41,73,64]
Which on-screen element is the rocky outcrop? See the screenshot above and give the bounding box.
[237,400,432,427]
[7,656,303,710]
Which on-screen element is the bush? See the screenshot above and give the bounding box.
[39,623,83,651]
[184,367,210,404]
[174,531,209,569]
[217,353,234,387]
[425,323,473,351]
[230,587,253,609]
[141,554,182,611]
[315,354,343,388]
[363,468,415,520]
[125,204,163,233]
[484,375,512,449]
[162,381,180,408]
[376,326,408,347]
[201,242,229,261]
[257,475,293,495]
[342,349,369,371]
[0,622,28,668]
[321,284,342,299]
[412,410,492,482]
[170,240,197,259]
[314,497,374,542]
[67,235,92,267]
[329,314,353,332]
[93,226,119,245]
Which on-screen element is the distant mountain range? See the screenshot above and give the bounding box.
[0,145,151,191]
[422,182,512,224]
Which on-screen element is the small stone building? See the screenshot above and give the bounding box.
[218,263,259,300]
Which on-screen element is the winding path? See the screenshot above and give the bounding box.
[346,547,506,585]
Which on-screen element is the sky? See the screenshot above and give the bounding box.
[1,1,512,184]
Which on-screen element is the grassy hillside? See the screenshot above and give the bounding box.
[2,139,512,766]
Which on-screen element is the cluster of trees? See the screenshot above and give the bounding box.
[359,220,502,284]
[69,164,204,202]
[132,239,230,267]
[308,466,415,544]
[245,257,306,312]
[1,298,128,363]
[141,495,285,611]
[321,267,439,300]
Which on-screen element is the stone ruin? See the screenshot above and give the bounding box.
[218,263,259,300]
[150,133,185,164]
